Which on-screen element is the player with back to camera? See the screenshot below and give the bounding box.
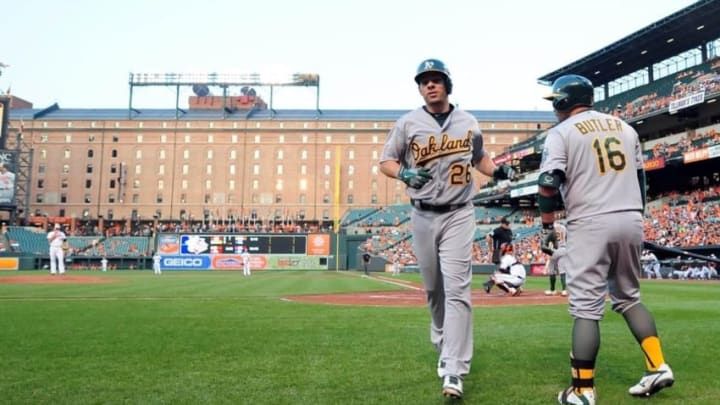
[379,58,516,399]
[47,223,66,275]
[538,74,673,405]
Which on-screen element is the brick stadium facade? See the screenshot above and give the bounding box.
[7,98,554,225]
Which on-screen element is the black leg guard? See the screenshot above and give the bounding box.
[560,273,567,290]
[549,274,557,290]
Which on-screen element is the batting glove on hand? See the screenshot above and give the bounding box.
[399,167,432,189]
[493,164,516,181]
[540,223,557,255]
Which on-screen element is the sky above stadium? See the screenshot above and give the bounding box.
[1,0,698,112]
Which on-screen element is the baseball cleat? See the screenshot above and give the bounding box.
[442,375,463,399]
[511,287,523,296]
[561,290,568,296]
[545,290,558,296]
[507,287,517,296]
[628,363,674,397]
[557,386,595,405]
[436,360,445,378]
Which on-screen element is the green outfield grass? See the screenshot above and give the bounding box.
[0,270,717,404]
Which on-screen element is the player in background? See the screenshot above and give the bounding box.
[539,74,673,405]
[101,257,108,272]
[640,250,662,279]
[380,58,516,400]
[47,223,66,275]
[483,243,526,296]
[152,251,162,275]
[242,246,251,276]
[542,220,568,296]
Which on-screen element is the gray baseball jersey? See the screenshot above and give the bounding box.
[380,107,484,205]
[540,109,645,320]
[540,110,643,222]
[381,105,485,378]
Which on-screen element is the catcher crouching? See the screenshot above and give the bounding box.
[483,243,526,296]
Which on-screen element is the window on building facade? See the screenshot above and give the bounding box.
[64,149,71,159]
[84,194,91,203]
[88,149,94,158]
[37,179,44,188]
[61,193,67,203]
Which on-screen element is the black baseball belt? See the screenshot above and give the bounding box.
[410,199,470,213]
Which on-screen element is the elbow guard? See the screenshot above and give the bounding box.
[537,169,565,214]
[538,169,565,189]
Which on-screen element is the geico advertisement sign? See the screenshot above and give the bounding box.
[161,255,211,270]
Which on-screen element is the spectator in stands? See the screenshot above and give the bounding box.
[486,217,513,265]
[47,223,66,275]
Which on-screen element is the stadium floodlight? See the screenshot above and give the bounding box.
[128,72,319,87]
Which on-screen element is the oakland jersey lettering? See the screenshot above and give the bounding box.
[412,131,473,166]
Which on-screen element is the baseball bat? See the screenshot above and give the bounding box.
[643,241,720,264]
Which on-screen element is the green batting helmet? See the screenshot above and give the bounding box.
[543,74,594,112]
[414,58,452,94]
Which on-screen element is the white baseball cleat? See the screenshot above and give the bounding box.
[628,363,674,397]
[561,290,568,296]
[442,375,463,399]
[557,387,595,405]
[545,290,558,296]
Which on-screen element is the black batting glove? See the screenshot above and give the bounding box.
[493,164,516,181]
[399,167,433,189]
[540,222,556,255]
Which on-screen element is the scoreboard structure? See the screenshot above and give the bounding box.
[156,233,331,271]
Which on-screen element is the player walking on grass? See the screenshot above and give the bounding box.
[380,58,515,399]
[539,74,673,405]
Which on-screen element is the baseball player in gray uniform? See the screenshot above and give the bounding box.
[538,74,673,405]
[640,250,662,279]
[542,221,568,296]
[379,58,515,400]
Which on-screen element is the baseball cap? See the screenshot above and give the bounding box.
[501,217,510,224]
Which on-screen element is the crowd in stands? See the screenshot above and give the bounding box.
[597,57,720,121]
[357,185,720,267]
[646,127,720,161]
